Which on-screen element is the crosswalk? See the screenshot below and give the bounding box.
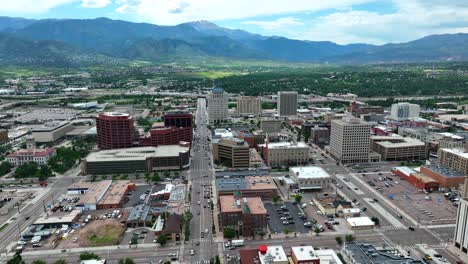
[193,260,211,264]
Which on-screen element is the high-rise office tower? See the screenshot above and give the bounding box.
[96,112,134,149]
[277,91,298,116]
[208,88,229,124]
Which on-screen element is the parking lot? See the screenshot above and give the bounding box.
[122,184,152,208]
[265,202,308,234]
[361,172,457,225]
[120,227,156,245]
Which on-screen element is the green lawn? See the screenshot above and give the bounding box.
[87,224,124,246]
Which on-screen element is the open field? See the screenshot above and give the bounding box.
[79,219,125,247]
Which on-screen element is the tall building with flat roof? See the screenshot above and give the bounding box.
[390,102,420,121]
[96,112,134,149]
[454,179,468,257]
[330,117,372,164]
[277,91,298,116]
[214,137,250,168]
[438,148,468,174]
[148,110,193,146]
[208,88,228,124]
[237,96,261,115]
[259,141,309,167]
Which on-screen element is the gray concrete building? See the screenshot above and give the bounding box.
[207,87,228,124]
[277,91,298,116]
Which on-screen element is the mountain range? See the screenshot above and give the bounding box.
[0,16,467,67]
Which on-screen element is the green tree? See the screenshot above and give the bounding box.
[283,228,290,235]
[54,260,67,264]
[7,252,25,264]
[335,236,343,245]
[156,235,168,246]
[371,216,380,225]
[314,227,321,236]
[272,196,280,204]
[215,256,221,264]
[80,252,100,261]
[0,161,12,176]
[48,147,80,174]
[130,236,138,245]
[345,234,355,243]
[118,258,135,264]
[223,228,235,239]
[295,194,302,203]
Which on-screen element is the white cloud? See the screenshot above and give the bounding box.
[0,0,77,13]
[81,0,112,8]
[242,17,304,31]
[300,0,468,44]
[114,0,373,25]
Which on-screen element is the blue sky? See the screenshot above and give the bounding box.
[1,0,468,44]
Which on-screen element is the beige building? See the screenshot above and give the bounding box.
[214,137,250,168]
[438,148,468,174]
[207,88,229,124]
[329,117,372,164]
[259,142,309,168]
[237,96,261,115]
[32,121,74,143]
[277,91,298,116]
[371,135,427,161]
[261,119,282,134]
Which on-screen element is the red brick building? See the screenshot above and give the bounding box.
[407,173,439,191]
[96,112,134,149]
[420,165,466,188]
[219,195,267,237]
[148,110,193,146]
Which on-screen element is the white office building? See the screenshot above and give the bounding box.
[277,91,298,116]
[207,88,229,124]
[330,116,373,164]
[390,102,420,121]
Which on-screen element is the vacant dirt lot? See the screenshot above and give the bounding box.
[78,219,125,247]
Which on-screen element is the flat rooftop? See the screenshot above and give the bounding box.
[290,166,330,179]
[31,121,71,132]
[372,136,426,148]
[423,165,466,178]
[99,181,133,206]
[78,180,112,205]
[219,195,266,215]
[258,141,308,149]
[260,245,287,263]
[216,178,248,192]
[344,242,424,264]
[291,246,319,261]
[245,176,277,190]
[85,145,189,162]
[440,148,468,159]
[34,210,81,225]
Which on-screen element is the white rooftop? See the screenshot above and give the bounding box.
[291,246,319,261]
[393,166,416,177]
[342,208,361,214]
[260,245,288,263]
[441,148,468,159]
[80,260,106,264]
[438,132,464,140]
[290,166,330,179]
[214,128,233,138]
[85,145,189,162]
[259,141,308,149]
[347,216,375,227]
[315,249,344,264]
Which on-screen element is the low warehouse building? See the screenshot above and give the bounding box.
[420,165,466,188]
[81,144,190,175]
[346,216,375,230]
[407,172,439,192]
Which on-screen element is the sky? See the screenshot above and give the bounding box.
[1,0,468,45]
